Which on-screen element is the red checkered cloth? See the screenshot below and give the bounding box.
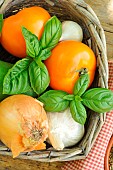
[61,61,113,170]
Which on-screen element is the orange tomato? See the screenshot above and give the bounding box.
[45,40,96,94]
[1,6,50,58]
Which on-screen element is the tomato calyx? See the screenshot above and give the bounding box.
[76,68,88,76]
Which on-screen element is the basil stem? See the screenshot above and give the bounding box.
[63,94,75,101]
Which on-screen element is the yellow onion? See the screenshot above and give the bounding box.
[0,94,48,158]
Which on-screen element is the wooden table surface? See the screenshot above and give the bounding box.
[0,0,113,169]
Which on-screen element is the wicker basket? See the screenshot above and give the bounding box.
[0,0,108,162]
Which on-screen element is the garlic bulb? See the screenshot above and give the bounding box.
[60,21,83,42]
[47,108,84,150]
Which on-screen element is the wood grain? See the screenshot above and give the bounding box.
[85,0,113,60]
[0,155,64,170]
[0,0,113,169]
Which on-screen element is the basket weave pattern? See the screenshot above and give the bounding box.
[0,0,108,162]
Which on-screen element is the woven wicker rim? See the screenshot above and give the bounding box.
[0,0,108,162]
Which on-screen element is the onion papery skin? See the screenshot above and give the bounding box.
[0,94,48,158]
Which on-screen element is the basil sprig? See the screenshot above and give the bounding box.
[38,73,113,125]
[3,16,62,95]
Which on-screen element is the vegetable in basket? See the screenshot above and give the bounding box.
[0,7,51,58]
[0,95,48,158]
[47,108,84,150]
[60,20,83,41]
[44,40,96,94]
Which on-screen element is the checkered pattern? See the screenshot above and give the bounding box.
[61,61,113,170]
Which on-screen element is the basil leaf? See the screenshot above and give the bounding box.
[29,60,50,94]
[0,14,3,33]
[70,100,87,125]
[38,90,69,112]
[39,49,51,60]
[40,16,62,51]
[63,94,74,101]
[73,73,89,96]
[82,88,113,113]
[3,58,32,94]
[23,87,37,98]
[22,27,40,58]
